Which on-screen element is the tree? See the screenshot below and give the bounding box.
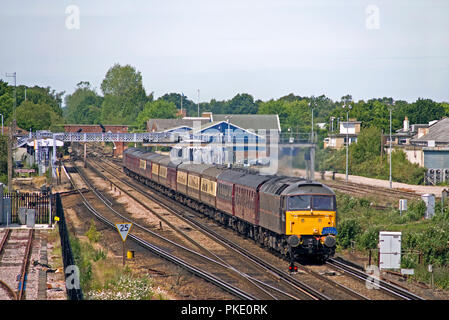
[64,82,103,124]
[135,100,178,130]
[258,99,311,132]
[100,64,148,125]
[16,100,63,131]
[226,93,257,114]
[0,135,7,185]
[0,80,13,123]
[159,93,195,115]
[351,126,382,164]
[404,98,444,125]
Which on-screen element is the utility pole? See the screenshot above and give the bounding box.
[342,100,352,183]
[388,100,395,189]
[197,89,200,117]
[180,93,183,116]
[6,72,16,193]
[309,98,315,181]
[7,125,13,192]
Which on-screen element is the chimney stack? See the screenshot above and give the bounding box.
[403,116,409,132]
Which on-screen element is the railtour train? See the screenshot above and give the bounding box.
[123,148,338,262]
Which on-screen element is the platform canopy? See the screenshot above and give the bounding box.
[26,138,64,147]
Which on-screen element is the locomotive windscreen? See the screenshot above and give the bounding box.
[287,195,335,211]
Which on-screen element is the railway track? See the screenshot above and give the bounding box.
[85,153,407,300]
[65,159,325,300]
[73,155,340,300]
[326,258,424,300]
[0,228,34,300]
[90,148,428,300]
[324,180,421,205]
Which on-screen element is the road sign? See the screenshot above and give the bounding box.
[115,223,133,242]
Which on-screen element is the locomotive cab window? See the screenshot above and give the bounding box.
[312,195,334,211]
[288,195,334,211]
[288,195,311,210]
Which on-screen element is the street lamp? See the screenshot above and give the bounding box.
[309,97,316,143]
[225,115,233,166]
[342,102,352,183]
[388,101,395,189]
[5,72,16,122]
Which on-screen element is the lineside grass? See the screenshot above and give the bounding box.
[336,192,449,290]
[71,220,168,300]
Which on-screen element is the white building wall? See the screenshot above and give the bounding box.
[340,123,356,134]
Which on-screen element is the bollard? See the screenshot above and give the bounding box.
[26,209,36,228]
[127,250,135,260]
[19,207,27,225]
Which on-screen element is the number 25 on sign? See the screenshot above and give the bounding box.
[116,223,132,241]
[115,223,133,266]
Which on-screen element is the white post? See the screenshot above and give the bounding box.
[389,108,392,189]
[346,110,349,182]
[53,133,57,178]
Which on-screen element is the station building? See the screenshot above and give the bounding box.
[146,113,281,165]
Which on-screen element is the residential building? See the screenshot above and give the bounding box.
[324,119,361,150]
[146,112,280,165]
[384,117,449,184]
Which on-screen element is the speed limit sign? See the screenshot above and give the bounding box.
[115,223,133,242]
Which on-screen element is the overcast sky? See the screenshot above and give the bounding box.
[0,0,448,104]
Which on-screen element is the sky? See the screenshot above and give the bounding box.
[0,0,448,104]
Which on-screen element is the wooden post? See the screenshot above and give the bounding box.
[123,241,125,267]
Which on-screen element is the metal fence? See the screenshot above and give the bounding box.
[55,193,83,300]
[2,192,54,225]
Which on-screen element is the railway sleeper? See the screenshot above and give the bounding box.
[124,167,328,262]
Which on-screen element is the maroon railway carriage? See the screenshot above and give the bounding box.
[233,173,273,226]
[216,170,246,217]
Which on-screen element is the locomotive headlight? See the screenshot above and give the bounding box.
[324,235,336,248]
[288,235,300,247]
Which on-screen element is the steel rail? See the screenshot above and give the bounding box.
[0,230,18,300]
[298,263,370,300]
[89,157,331,300]
[0,229,11,255]
[63,162,256,300]
[327,258,424,300]
[72,161,280,300]
[0,279,17,300]
[17,229,34,300]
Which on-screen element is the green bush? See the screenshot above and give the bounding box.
[337,219,362,249]
[358,226,381,250]
[86,219,102,243]
[405,200,426,222]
